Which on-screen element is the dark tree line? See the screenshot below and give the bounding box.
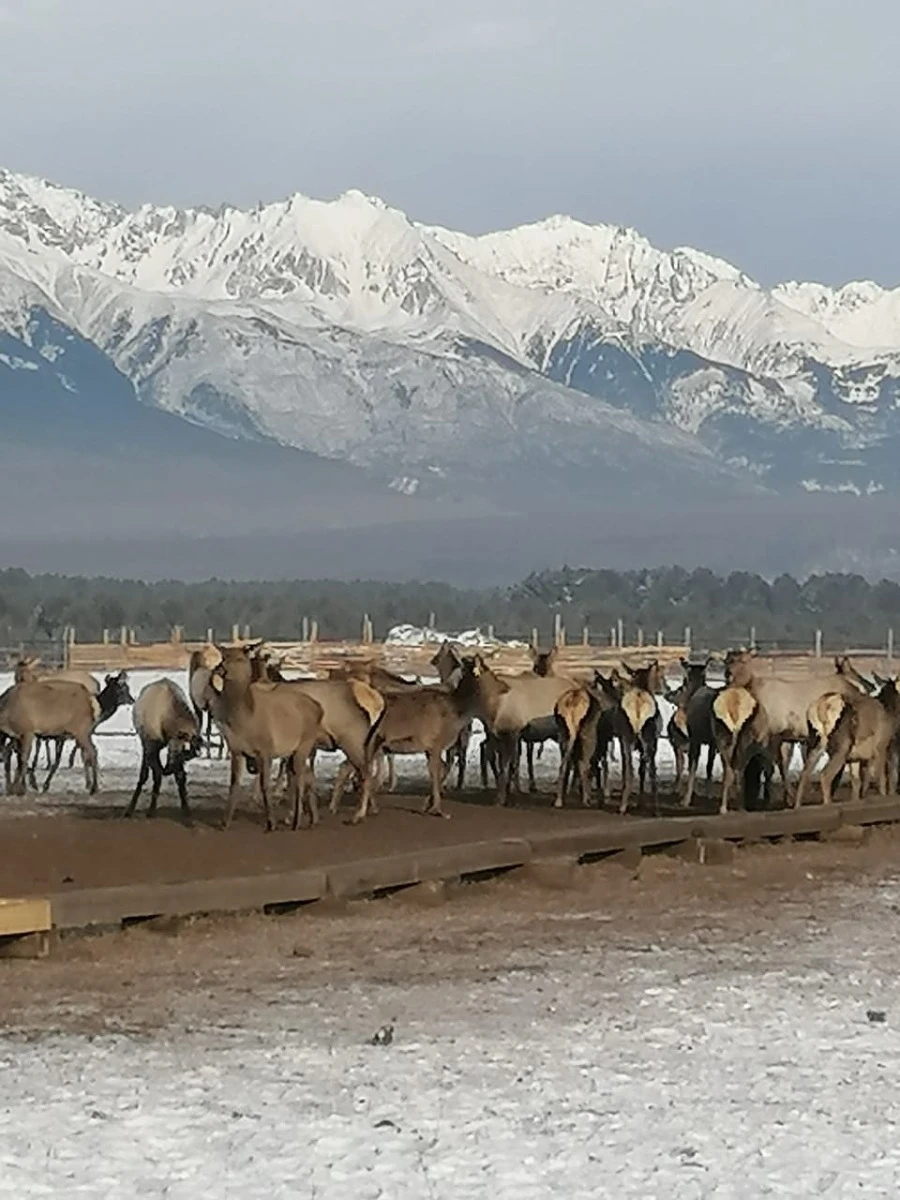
[0,565,898,652]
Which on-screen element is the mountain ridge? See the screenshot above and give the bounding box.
[2,167,900,504]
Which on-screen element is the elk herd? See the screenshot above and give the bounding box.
[0,640,898,829]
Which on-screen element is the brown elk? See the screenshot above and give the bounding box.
[0,680,101,795]
[207,645,327,831]
[614,661,666,814]
[796,676,900,806]
[553,672,620,808]
[470,656,576,804]
[358,655,483,820]
[246,649,384,819]
[711,686,771,814]
[724,649,871,802]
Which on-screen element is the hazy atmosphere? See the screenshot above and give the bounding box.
[2,0,898,284]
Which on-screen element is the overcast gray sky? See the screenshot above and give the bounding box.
[2,0,898,285]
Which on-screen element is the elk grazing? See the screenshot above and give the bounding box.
[470,656,577,804]
[207,645,327,831]
[553,672,620,808]
[358,654,483,820]
[125,679,202,821]
[796,676,900,806]
[724,649,871,802]
[614,661,665,815]
[0,680,101,795]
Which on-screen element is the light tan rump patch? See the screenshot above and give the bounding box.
[673,707,688,736]
[555,688,590,741]
[89,696,101,723]
[621,688,656,735]
[712,686,756,734]
[807,692,846,742]
[349,679,386,725]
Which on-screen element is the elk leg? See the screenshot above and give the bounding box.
[125,750,150,817]
[495,733,517,806]
[682,738,701,809]
[527,741,538,793]
[479,737,490,788]
[384,752,396,793]
[174,764,194,824]
[27,738,41,792]
[42,738,67,793]
[555,734,577,809]
[67,742,79,770]
[648,742,659,816]
[618,736,633,815]
[777,739,794,803]
[222,751,244,830]
[672,741,684,792]
[15,733,34,795]
[794,739,822,809]
[704,744,716,795]
[455,727,468,790]
[80,736,98,795]
[720,754,734,815]
[350,744,379,825]
[819,746,849,806]
[329,759,356,813]
[423,748,449,818]
[303,753,319,827]
[147,745,164,815]
[256,756,276,832]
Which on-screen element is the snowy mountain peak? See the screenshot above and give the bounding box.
[4,167,900,500]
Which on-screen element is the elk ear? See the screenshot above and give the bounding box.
[547,646,558,660]
[680,657,691,671]
[210,673,224,693]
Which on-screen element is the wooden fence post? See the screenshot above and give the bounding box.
[582,625,589,646]
[684,625,691,650]
[814,629,822,658]
[531,628,539,649]
[889,628,894,667]
[310,620,318,644]
[302,617,309,643]
[656,629,663,648]
[637,627,644,648]
[617,617,624,649]
[231,623,240,643]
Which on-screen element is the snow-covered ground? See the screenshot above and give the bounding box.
[3,874,900,1196]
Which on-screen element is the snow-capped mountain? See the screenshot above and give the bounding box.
[2,167,900,500]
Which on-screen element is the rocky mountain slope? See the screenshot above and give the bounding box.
[2,168,899,513]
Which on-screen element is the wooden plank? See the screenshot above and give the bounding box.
[49,869,327,930]
[326,839,533,898]
[35,798,900,933]
[0,898,51,937]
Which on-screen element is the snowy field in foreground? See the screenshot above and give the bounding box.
[4,878,900,1197]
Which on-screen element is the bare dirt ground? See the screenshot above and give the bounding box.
[4,822,900,1038]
